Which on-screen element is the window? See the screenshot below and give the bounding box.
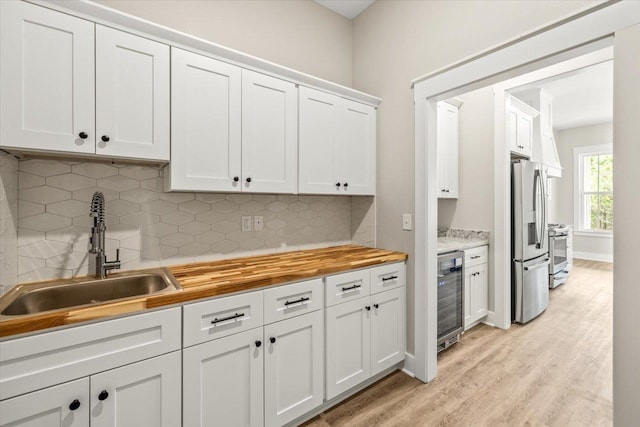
[574,144,613,233]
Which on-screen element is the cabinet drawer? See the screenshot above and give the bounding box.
[464,245,488,267]
[0,307,181,400]
[325,269,370,307]
[264,279,323,325]
[183,291,263,347]
[370,262,406,294]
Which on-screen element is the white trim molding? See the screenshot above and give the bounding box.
[412,0,640,384]
[574,251,614,263]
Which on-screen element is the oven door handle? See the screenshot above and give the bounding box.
[524,258,551,271]
[552,235,569,240]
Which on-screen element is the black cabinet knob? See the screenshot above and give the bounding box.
[78,132,88,139]
[343,183,348,188]
[69,399,81,411]
[255,340,262,348]
[270,337,276,344]
[98,390,109,401]
[336,183,341,187]
[246,177,252,183]
[365,306,371,311]
[233,176,239,182]
[101,135,110,142]
[374,304,379,309]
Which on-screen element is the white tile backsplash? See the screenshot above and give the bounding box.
[0,152,18,294]
[0,158,375,290]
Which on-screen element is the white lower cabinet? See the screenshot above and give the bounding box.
[370,287,406,375]
[0,378,90,427]
[183,328,264,427]
[463,246,489,330]
[0,351,181,427]
[90,351,181,427]
[325,284,406,400]
[325,297,371,399]
[264,310,324,427]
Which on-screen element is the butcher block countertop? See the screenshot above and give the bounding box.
[0,245,407,339]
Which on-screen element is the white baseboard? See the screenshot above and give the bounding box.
[402,352,415,377]
[573,251,613,263]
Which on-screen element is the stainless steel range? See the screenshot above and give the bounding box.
[548,224,573,288]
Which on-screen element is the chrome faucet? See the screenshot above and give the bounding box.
[89,191,121,279]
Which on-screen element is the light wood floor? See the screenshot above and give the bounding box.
[304,259,612,427]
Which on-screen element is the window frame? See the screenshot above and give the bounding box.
[573,143,613,237]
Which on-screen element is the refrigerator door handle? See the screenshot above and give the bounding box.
[533,169,541,248]
[524,258,551,271]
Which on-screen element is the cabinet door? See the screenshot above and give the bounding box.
[90,351,181,427]
[337,99,376,195]
[370,287,406,375]
[298,87,341,194]
[183,329,264,427]
[325,297,371,400]
[463,268,474,330]
[264,310,323,427]
[516,112,533,157]
[95,25,170,161]
[507,107,520,153]
[437,101,459,198]
[0,1,95,154]
[464,263,488,330]
[168,48,242,192]
[0,377,89,427]
[473,263,489,320]
[242,70,297,193]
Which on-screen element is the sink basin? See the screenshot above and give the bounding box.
[0,269,182,317]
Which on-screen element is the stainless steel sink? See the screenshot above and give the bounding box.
[0,268,182,317]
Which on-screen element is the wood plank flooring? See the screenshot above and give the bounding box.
[303,259,612,427]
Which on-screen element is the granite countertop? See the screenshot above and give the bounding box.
[437,237,489,254]
[437,228,490,254]
[0,245,407,339]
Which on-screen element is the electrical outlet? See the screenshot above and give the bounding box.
[402,214,412,231]
[254,215,264,231]
[241,216,252,232]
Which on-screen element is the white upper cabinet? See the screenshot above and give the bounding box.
[167,48,242,192]
[338,99,376,195]
[242,70,298,194]
[514,88,562,177]
[0,1,95,154]
[0,2,170,161]
[95,26,170,161]
[299,87,376,195]
[506,94,538,158]
[437,100,460,198]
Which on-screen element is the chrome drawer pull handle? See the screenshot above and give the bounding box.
[382,275,398,281]
[211,312,244,324]
[284,297,310,306]
[342,284,361,292]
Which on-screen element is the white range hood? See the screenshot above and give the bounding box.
[513,88,563,177]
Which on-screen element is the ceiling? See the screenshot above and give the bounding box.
[526,61,613,130]
[314,0,375,19]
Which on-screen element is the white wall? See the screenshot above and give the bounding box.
[551,123,613,261]
[438,86,494,233]
[352,0,596,354]
[95,0,353,87]
[613,22,640,426]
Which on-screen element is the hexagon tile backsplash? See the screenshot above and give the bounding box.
[1,158,375,288]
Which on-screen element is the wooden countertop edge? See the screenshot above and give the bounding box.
[0,246,407,339]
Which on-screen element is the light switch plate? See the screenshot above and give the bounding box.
[242,216,252,232]
[402,214,412,231]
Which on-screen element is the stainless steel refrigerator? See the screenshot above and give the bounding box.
[512,160,550,324]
